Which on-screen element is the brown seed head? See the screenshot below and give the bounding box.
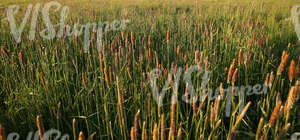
[269,71,274,87]
[0,125,5,140]
[277,51,289,75]
[288,60,296,82]
[238,49,243,66]
[78,131,85,140]
[153,124,158,140]
[177,126,182,140]
[176,45,180,57]
[269,101,282,127]
[227,59,236,83]
[195,50,200,64]
[232,68,238,84]
[283,87,296,116]
[81,73,87,87]
[134,110,140,140]
[166,28,170,41]
[142,122,148,140]
[36,115,44,140]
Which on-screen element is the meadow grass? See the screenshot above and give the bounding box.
[0,0,299,139]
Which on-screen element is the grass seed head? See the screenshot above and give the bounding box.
[131,32,134,45]
[277,50,289,75]
[283,87,296,116]
[0,125,5,140]
[177,125,182,140]
[227,59,236,83]
[269,101,282,127]
[142,122,148,140]
[36,115,44,140]
[238,49,242,66]
[153,123,158,140]
[78,131,85,140]
[195,50,200,64]
[288,60,296,82]
[166,28,170,41]
[269,71,274,87]
[134,110,140,140]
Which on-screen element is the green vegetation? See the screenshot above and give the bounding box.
[0,0,299,139]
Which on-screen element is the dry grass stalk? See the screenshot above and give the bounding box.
[134,110,140,140]
[193,97,197,114]
[142,122,148,140]
[275,123,290,140]
[198,93,208,114]
[185,83,189,101]
[214,96,220,122]
[81,73,87,87]
[168,103,176,140]
[219,83,224,97]
[109,66,113,82]
[244,52,250,67]
[269,101,282,127]
[36,115,44,140]
[232,68,238,84]
[195,50,200,65]
[153,123,158,140]
[161,114,165,140]
[121,31,124,40]
[148,37,152,61]
[205,57,209,71]
[131,127,134,140]
[104,66,109,87]
[264,73,269,86]
[127,67,133,81]
[212,51,216,64]
[148,36,151,48]
[177,125,182,140]
[131,32,134,45]
[116,77,126,135]
[73,118,76,140]
[227,59,236,83]
[229,102,251,140]
[277,50,289,75]
[19,50,24,67]
[1,47,9,58]
[40,72,46,88]
[88,132,96,140]
[269,71,274,87]
[283,86,296,116]
[255,117,264,140]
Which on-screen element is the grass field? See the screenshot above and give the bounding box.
[0,0,300,139]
